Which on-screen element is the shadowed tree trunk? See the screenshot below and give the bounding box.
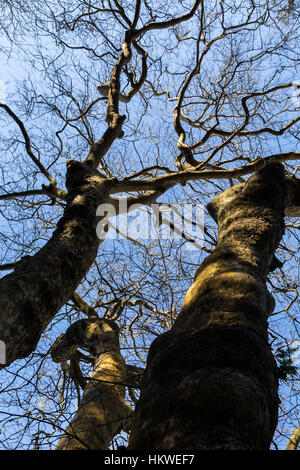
[0,160,115,367]
[128,163,300,450]
[51,318,132,450]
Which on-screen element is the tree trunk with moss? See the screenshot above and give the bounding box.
[0,160,115,367]
[129,163,300,450]
[51,318,132,450]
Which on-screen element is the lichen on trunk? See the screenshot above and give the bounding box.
[52,318,132,450]
[128,163,300,450]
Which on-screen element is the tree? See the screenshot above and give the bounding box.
[0,0,299,450]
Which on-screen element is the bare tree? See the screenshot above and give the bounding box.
[0,0,299,450]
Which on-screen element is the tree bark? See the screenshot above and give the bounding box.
[52,318,132,450]
[0,160,114,367]
[286,427,300,450]
[128,163,300,450]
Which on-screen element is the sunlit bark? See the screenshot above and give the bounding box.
[286,427,300,450]
[0,160,114,367]
[52,318,132,450]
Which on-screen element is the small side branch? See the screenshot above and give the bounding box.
[0,103,56,185]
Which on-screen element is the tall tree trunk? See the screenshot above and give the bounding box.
[0,160,114,367]
[51,318,132,450]
[129,163,300,450]
[286,427,300,450]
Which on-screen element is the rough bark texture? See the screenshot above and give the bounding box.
[128,163,300,450]
[286,427,300,450]
[52,318,132,450]
[0,160,114,367]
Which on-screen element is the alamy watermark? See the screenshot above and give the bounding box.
[96,201,204,251]
[291,81,300,108]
